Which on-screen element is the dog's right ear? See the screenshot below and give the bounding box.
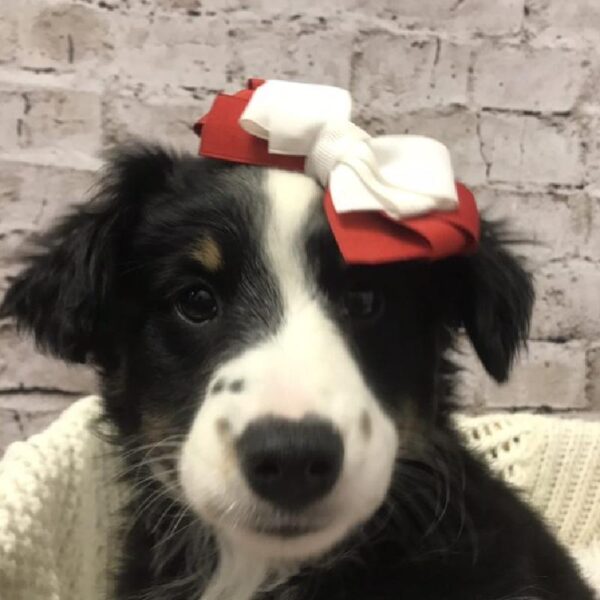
[433,221,534,383]
[0,144,176,364]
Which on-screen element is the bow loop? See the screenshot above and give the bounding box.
[239,79,352,157]
[332,135,459,219]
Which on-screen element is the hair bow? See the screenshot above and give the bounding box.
[194,78,480,264]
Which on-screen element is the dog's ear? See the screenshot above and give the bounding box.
[0,144,176,364]
[436,221,534,382]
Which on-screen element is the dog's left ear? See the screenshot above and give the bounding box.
[0,143,176,365]
[435,221,535,382]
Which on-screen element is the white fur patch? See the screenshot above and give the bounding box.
[179,169,399,596]
[199,537,269,600]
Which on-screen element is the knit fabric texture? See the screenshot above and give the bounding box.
[0,396,598,599]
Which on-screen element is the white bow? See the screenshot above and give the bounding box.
[239,80,458,219]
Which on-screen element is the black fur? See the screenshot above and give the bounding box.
[1,144,593,600]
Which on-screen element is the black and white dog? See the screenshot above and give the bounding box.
[1,144,594,600]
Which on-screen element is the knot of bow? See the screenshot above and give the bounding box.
[194,78,479,264]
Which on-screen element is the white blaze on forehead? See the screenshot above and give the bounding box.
[259,168,337,421]
[263,169,322,306]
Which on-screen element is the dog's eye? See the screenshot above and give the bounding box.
[341,288,384,320]
[176,286,218,323]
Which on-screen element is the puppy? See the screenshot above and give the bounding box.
[1,144,594,600]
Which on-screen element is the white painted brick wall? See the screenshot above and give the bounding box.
[479,114,584,185]
[472,45,587,112]
[1,0,599,453]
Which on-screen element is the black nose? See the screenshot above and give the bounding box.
[237,417,344,511]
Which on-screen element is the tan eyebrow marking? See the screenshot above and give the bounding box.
[190,236,223,272]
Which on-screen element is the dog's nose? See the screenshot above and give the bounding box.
[236,417,344,511]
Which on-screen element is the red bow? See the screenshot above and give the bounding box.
[194,79,480,265]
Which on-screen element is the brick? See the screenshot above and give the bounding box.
[104,96,202,152]
[473,45,586,112]
[0,392,75,412]
[156,0,204,10]
[473,188,591,265]
[462,340,588,409]
[251,0,349,13]
[579,57,600,115]
[353,35,435,115]
[428,42,472,108]
[527,0,600,46]
[0,409,23,456]
[0,403,72,456]
[115,14,233,93]
[167,0,353,16]
[363,109,487,186]
[271,0,525,35]
[0,160,94,236]
[0,146,102,172]
[0,79,102,155]
[586,196,600,260]
[531,261,600,340]
[440,0,524,35]
[0,160,95,294]
[19,2,113,69]
[112,0,224,10]
[353,35,470,116]
[456,339,588,409]
[583,116,600,196]
[0,2,19,64]
[0,322,96,393]
[231,27,354,89]
[479,113,583,186]
[0,91,25,151]
[588,342,600,410]
[18,409,68,439]
[20,87,102,155]
[491,341,588,409]
[183,0,351,13]
[122,0,238,12]
[0,65,83,89]
[418,0,524,34]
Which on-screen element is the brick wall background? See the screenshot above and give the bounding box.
[1,0,599,454]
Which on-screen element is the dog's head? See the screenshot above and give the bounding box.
[1,144,533,560]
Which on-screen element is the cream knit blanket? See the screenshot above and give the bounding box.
[0,396,598,600]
